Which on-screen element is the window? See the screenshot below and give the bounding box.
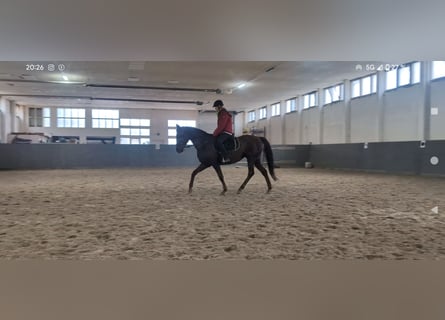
[29,107,50,127]
[259,106,267,119]
[386,69,397,90]
[56,108,85,128]
[351,74,377,98]
[385,61,421,91]
[92,109,119,128]
[167,119,196,145]
[324,84,344,104]
[248,110,256,122]
[271,102,280,116]
[303,91,317,109]
[120,118,150,144]
[432,61,445,79]
[286,98,296,113]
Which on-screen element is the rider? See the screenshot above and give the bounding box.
[213,99,233,163]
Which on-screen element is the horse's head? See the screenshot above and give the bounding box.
[175,125,189,153]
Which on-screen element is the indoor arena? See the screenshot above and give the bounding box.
[1,61,445,260]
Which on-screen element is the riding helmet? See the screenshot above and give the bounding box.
[213,100,224,107]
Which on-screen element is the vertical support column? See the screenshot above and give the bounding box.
[0,98,3,143]
[377,70,386,142]
[51,106,57,129]
[318,88,324,144]
[0,97,12,143]
[422,61,432,141]
[298,95,304,144]
[9,101,18,132]
[281,100,286,144]
[344,79,352,143]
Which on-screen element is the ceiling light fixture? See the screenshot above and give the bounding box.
[223,63,281,95]
[63,75,69,81]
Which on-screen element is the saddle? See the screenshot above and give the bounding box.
[223,135,240,152]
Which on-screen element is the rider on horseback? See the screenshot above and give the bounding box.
[213,99,233,163]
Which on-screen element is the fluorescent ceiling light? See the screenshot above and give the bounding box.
[237,83,246,89]
[62,75,69,81]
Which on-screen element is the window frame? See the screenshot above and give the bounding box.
[259,106,267,120]
[285,98,297,113]
[167,119,196,145]
[303,91,317,109]
[29,107,51,128]
[119,118,151,145]
[385,61,421,91]
[56,108,86,128]
[91,109,119,129]
[323,83,344,105]
[247,110,256,123]
[351,73,377,99]
[271,102,281,116]
[432,61,445,80]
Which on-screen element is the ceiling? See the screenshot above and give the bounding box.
[0,61,387,112]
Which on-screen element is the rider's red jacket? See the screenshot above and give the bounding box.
[213,108,233,136]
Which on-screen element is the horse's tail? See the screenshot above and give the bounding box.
[259,137,278,181]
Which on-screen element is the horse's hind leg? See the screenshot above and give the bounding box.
[237,160,255,194]
[212,164,228,195]
[254,160,272,193]
[189,163,210,193]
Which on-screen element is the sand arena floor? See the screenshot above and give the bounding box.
[1,166,445,260]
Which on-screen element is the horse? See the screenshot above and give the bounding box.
[175,125,278,195]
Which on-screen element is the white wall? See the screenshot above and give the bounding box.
[233,112,244,136]
[197,111,216,134]
[322,101,346,144]
[283,111,299,144]
[269,115,282,144]
[301,107,320,144]
[242,62,445,145]
[430,79,445,140]
[382,85,424,142]
[350,95,380,143]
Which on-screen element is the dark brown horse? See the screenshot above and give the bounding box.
[175,125,278,195]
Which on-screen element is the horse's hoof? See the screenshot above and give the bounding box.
[266,189,271,194]
[237,189,242,194]
[220,191,226,196]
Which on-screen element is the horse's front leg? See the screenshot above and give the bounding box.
[212,164,228,195]
[237,160,255,194]
[189,163,210,193]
